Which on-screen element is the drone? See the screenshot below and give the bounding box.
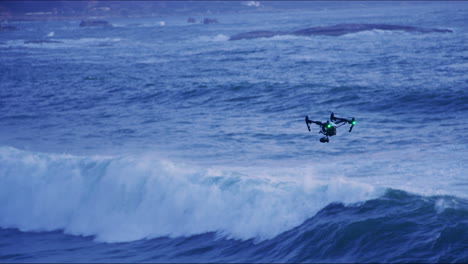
[305,112,356,143]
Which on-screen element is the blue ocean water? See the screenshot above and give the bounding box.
[1,2,468,263]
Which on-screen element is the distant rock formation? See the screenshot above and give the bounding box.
[203,18,219,24]
[292,24,453,36]
[79,20,112,27]
[24,40,64,44]
[229,30,282,41]
[0,25,17,31]
[229,23,452,40]
[187,17,196,23]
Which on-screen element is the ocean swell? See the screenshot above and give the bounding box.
[0,146,379,243]
[2,189,466,263]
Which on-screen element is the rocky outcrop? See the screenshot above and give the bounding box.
[187,17,196,23]
[203,18,218,24]
[292,24,452,36]
[0,25,17,31]
[79,20,112,27]
[229,23,452,40]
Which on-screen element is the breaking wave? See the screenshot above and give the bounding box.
[0,146,379,243]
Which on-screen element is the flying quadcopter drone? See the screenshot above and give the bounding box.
[305,112,356,143]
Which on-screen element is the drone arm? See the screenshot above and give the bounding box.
[331,113,350,124]
[332,114,356,132]
[331,113,345,124]
[348,118,356,132]
[335,119,348,125]
[336,117,351,123]
[334,115,355,125]
[305,116,323,126]
[310,120,324,126]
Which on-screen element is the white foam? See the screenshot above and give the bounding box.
[434,197,461,214]
[197,34,229,42]
[343,29,399,38]
[213,34,229,42]
[243,1,261,7]
[0,146,380,242]
[269,35,310,41]
[444,63,468,70]
[67,37,122,45]
[3,37,122,49]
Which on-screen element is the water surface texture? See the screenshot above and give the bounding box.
[1,3,467,263]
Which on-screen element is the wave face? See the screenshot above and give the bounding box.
[1,2,468,263]
[1,189,467,263]
[0,147,379,243]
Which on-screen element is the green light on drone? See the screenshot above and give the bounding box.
[352,121,356,125]
[327,124,332,128]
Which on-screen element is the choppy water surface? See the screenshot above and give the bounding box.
[1,3,467,263]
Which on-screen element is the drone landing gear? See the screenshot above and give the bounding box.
[320,137,329,143]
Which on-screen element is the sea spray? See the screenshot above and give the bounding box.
[0,147,380,242]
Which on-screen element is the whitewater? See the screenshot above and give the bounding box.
[1,2,467,263]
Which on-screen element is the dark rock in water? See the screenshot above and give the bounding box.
[79,20,112,27]
[24,40,64,44]
[292,24,453,36]
[96,43,113,47]
[0,25,17,31]
[187,17,196,23]
[229,23,452,40]
[203,18,219,24]
[229,30,285,41]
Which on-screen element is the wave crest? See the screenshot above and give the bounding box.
[0,146,379,242]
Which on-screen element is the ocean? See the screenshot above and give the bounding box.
[1,2,467,263]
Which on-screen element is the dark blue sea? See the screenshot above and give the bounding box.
[1,2,468,263]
